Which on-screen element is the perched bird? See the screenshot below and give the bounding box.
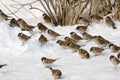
[109,44,120,53]
[0,64,7,68]
[18,32,31,43]
[39,35,48,45]
[105,16,116,29]
[76,25,88,33]
[27,25,35,31]
[78,17,91,25]
[41,57,58,67]
[17,18,28,31]
[70,32,82,42]
[48,67,62,79]
[67,42,81,52]
[37,23,48,32]
[110,55,120,68]
[0,10,9,20]
[117,52,120,59]
[78,49,90,59]
[91,15,103,23]
[47,29,61,39]
[9,18,19,27]
[82,32,93,41]
[93,36,110,46]
[90,47,104,56]
[42,13,51,23]
[56,40,68,48]
[64,37,76,44]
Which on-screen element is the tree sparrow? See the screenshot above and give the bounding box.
[110,55,120,68]
[78,49,90,59]
[47,29,61,39]
[64,37,76,44]
[18,32,31,42]
[42,13,51,23]
[91,15,103,23]
[41,57,57,67]
[78,17,91,25]
[27,25,35,31]
[76,25,88,33]
[48,67,62,79]
[0,10,9,20]
[109,44,120,53]
[90,47,104,56]
[56,40,68,48]
[93,36,110,46]
[67,42,81,52]
[17,18,28,31]
[70,32,83,42]
[0,64,7,68]
[37,23,48,32]
[82,32,93,41]
[105,16,116,29]
[39,35,48,45]
[9,18,19,27]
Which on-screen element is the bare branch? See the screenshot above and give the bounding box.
[0,1,19,18]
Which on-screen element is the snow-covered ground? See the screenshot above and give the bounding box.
[0,0,120,80]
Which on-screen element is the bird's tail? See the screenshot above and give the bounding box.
[2,64,7,66]
[113,25,117,29]
[55,57,60,61]
[48,67,53,71]
[0,64,7,68]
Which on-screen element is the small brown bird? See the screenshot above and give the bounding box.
[9,18,19,27]
[27,25,35,31]
[37,23,48,32]
[18,33,31,42]
[48,67,62,79]
[64,37,76,44]
[56,40,68,48]
[67,42,81,52]
[105,16,116,29]
[70,32,83,42]
[82,32,93,41]
[17,18,28,31]
[0,64,7,68]
[110,55,120,68]
[109,44,120,53]
[91,15,103,23]
[78,49,90,59]
[93,36,110,46]
[90,47,104,56]
[47,29,61,39]
[76,25,88,33]
[79,17,91,24]
[117,52,120,59]
[42,13,51,23]
[0,10,9,20]
[39,35,48,45]
[41,57,57,67]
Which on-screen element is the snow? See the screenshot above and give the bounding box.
[0,0,120,80]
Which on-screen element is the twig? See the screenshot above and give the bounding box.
[11,0,38,6]
[29,5,45,13]
[11,0,38,18]
[0,1,19,18]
